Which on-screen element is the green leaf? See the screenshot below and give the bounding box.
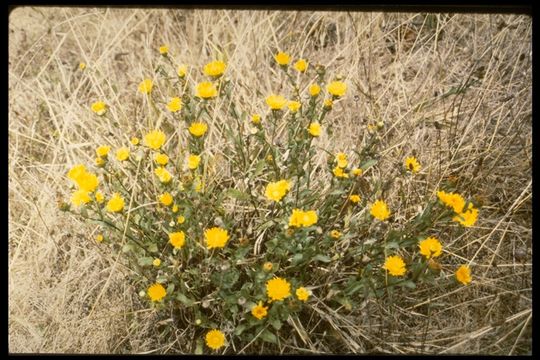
[138,257,154,266]
[166,283,175,295]
[312,254,332,263]
[253,160,266,178]
[260,329,278,344]
[156,274,168,283]
[148,243,158,253]
[194,339,203,355]
[385,241,400,250]
[224,188,251,201]
[360,159,378,171]
[399,280,417,289]
[270,318,282,330]
[344,281,364,296]
[291,253,303,265]
[176,292,195,306]
[122,243,135,253]
[235,324,247,336]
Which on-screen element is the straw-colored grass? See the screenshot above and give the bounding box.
[9,7,531,354]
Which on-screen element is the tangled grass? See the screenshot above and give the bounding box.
[9,8,531,354]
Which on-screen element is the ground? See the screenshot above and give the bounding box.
[8,7,532,354]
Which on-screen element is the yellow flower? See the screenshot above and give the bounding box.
[327,81,347,97]
[196,81,218,99]
[116,147,130,161]
[166,97,182,112]
[153,258,161,267]
[144,130,166,150]
[264,180,291,202]
[77,172,99,193]
[332,167,349,178]
[294,59,308,72]
[205,329,225,350]
[418,237,443,259]
[266,94,287,110]
[172,204,179,213]
[335,152,348,168]
[68,165,99,193]
[106,193,125,213]
[91,101,107,116]
[251,301,269,320]
[147,283,166,302]
[159,192,173,206]
[159,45,169,55]
[405,156,421,173]
[188,122,208,137]
[70,189,91,207]
[263,262,273,272]
[323,98,333,109]
[288,209,318,228]
[437,191,466,213]
[352,168,363,176]
[177,64,187,78]
[266,277,291,301]
[370,200,390,221]
[383,255,407,276]
[95,191,104,204]
[79,62,86,70]
[131,137,140,146]
[330,230,342,239]
[177,215,185,224]
[296,287,310,302]
[251,114,261,124]
[67,164,87,182]
[95,234,104,243]
[96,145,111,158]
[187,154,201,170]
[349,194,361,203]
[455,265,472,285]
[204,227,229,249]
[169,231,186,249]
[154,167,172,184]
[154,153,169,166]
[95,157,105,167]
[138,79,153,94]
[308,122,321,137]
[203,60,227,77]
[288,101,301,113]
[453,204,479,227]
[309,84,321,96]
[274,51,290,66]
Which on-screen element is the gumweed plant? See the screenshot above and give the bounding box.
[61,48,480,353]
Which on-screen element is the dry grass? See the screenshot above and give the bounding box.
[9,7,531,354]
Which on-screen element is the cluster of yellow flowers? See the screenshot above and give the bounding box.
[382,235,471,285]
[331,152,363,179]
[67,164,99,206]
[288,209,318,228]
[437,190,479,227]
[380,191,476,285]
[251,277,310,319]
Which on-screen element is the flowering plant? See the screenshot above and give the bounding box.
[61,49,479,353]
